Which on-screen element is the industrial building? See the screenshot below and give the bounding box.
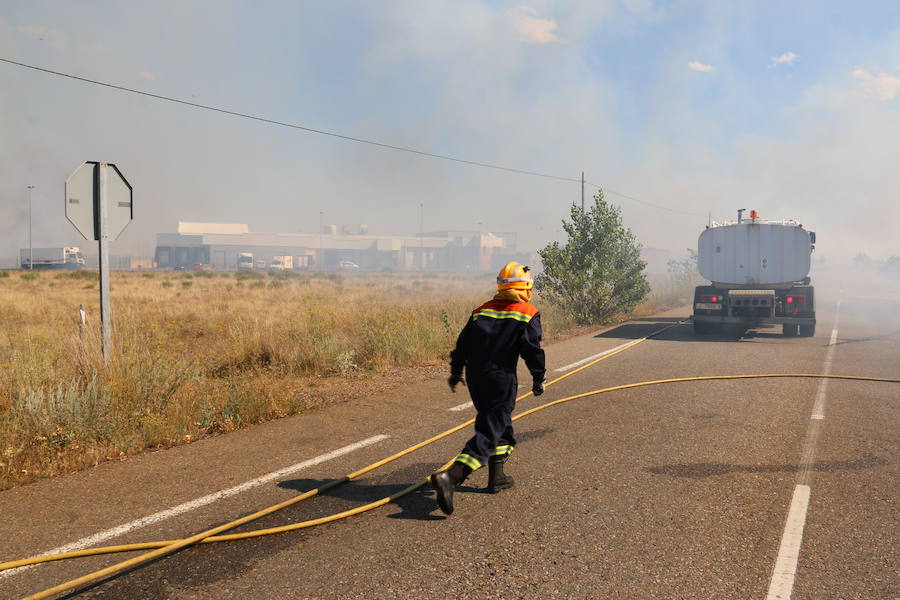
[155,223,528,271]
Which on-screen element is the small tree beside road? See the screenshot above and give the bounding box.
[536,190,650,325]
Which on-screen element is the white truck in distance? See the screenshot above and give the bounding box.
[20,247,85,270]
[692,209,816,337]
[237,253,253,270]
[270,255,293,270]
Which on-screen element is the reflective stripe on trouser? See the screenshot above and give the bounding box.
[454,367,517,471]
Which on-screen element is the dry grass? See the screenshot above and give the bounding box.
[0,269,691,490]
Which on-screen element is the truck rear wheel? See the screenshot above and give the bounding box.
[799,323,816,337]
[783,324,799,337]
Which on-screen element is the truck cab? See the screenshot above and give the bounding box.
[237,253,253,270]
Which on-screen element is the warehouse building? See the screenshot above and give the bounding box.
[155,222,525,271]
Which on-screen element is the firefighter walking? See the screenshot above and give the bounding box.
[431,262,546,515]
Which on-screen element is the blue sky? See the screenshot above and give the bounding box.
[1,1,898,264]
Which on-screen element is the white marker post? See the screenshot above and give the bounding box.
[66,161,133,367]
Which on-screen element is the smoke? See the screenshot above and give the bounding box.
[1,1,898,268]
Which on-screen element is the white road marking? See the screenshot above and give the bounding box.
[765,295,842,598]
[765,485,811,600]
[0,434,389,579]
[811,298,841,420]
[446,321,684,410]
[554,339,644,373]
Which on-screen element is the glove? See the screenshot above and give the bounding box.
[532,380,545,396]
[448,374,465,392]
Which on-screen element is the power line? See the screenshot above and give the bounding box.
[585,180,705,217]
[2,57,704,218]
[1,57,576,183]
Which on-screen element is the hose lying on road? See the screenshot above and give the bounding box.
[6,323,684,599]
[8,375,900,600]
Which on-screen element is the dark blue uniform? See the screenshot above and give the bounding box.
[449,299,546,471]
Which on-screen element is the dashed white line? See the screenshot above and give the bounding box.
[765,295,842,599]
[553,339,644,373]
[765,485,812,600]
[448,400,473,412]
[0,434,389,579]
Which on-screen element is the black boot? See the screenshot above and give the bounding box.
[430,462,471,515]
[487,456,514,494]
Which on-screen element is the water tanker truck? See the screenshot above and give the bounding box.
[692,209,816,337]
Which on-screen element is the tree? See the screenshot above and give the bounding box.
[667,248,699,279]
[883,256,900,279]
[536,190,650,325]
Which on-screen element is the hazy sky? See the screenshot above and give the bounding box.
[1,1,898,266]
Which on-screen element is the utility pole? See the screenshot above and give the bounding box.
[27,185,34,270]
[419,203,424,270]
[318,209,324,269]
[581,171,585,213]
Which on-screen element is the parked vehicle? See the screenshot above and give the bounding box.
[693,209,816,337]
[270,255,293,270]
[20,247,84,270]
[237,252,254,270]
[338,260,359,270]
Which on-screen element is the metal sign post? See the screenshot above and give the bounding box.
[97,164,112,365]
[66,161,133,367]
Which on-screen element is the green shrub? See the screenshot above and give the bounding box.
[181,280,193,289]
[536,190,650,325]
[161,280,173,288]
[268,269,302,279]
[193,270,215,278]
[56,270,99,281]
[0,271,10,278]
[21,272,39,280]
[235,270,264,281]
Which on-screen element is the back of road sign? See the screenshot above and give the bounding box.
[65,162,133,241]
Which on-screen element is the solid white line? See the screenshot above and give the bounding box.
[0,434,389,579]
[554,339,643,373]
[765,485,812,600]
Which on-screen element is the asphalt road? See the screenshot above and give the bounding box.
[1,283,897,599]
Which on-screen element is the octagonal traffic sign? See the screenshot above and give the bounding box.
[65,161,133,241]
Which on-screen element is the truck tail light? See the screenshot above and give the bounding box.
[786,295,806,304]
[699,295,721,303]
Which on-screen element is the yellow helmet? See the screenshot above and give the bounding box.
[497,262,533,291]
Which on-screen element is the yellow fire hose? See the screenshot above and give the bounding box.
[6,326,898,599]
[4,323,676,598]
[10,374,899,599]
